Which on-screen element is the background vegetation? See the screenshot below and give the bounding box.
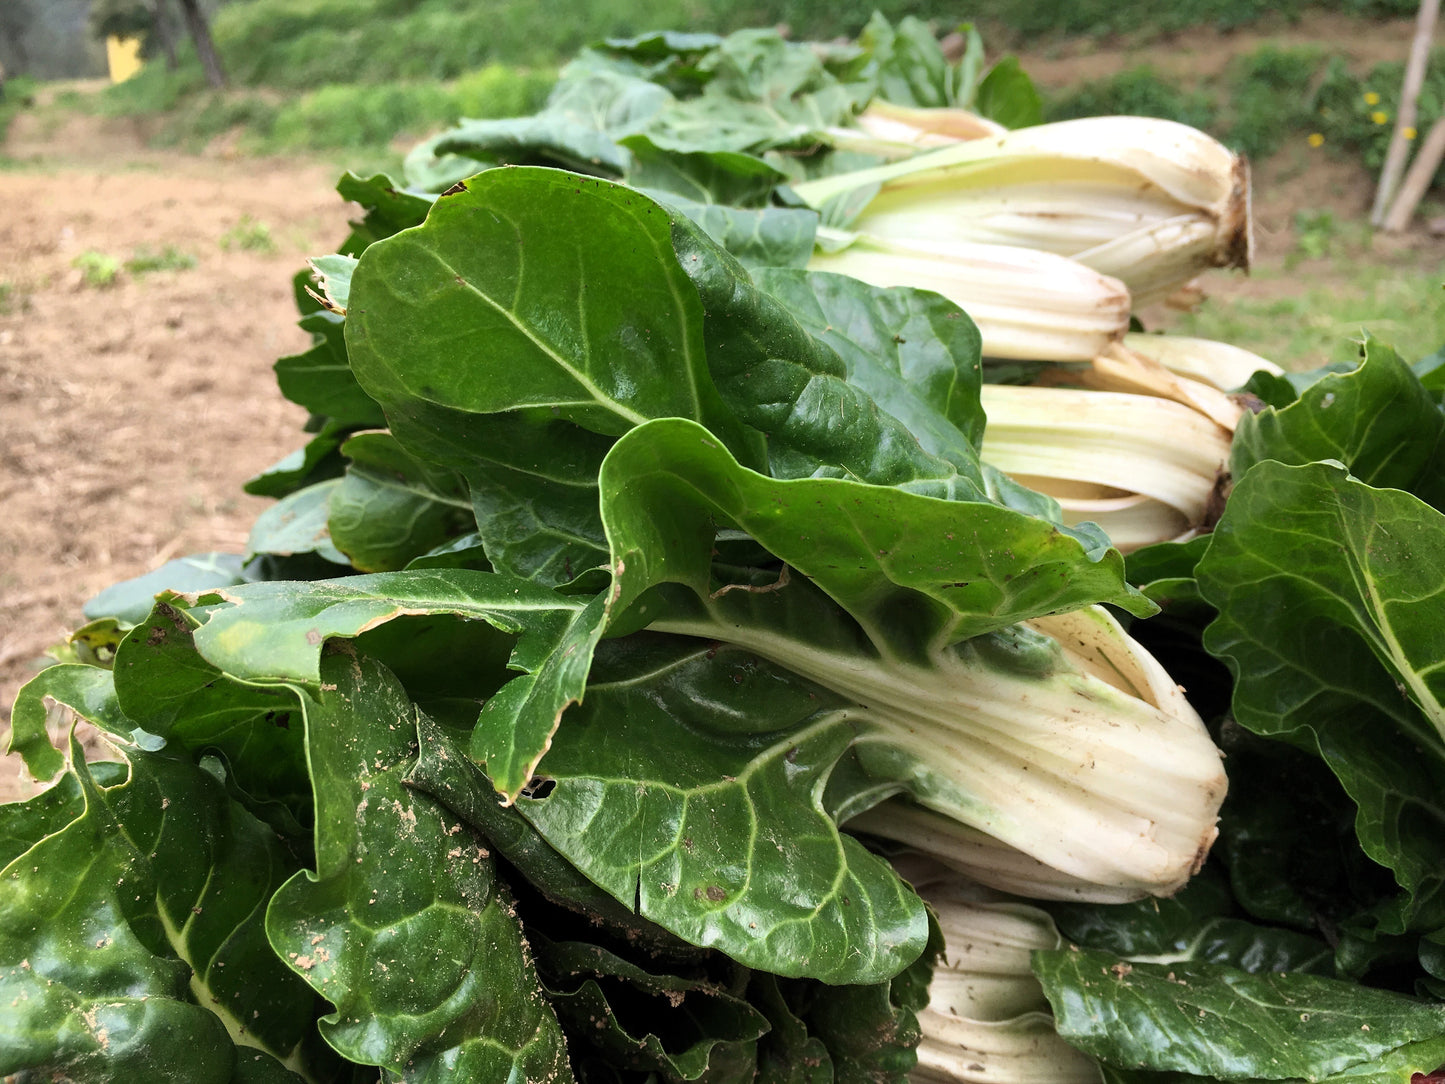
[1,0,1440,368]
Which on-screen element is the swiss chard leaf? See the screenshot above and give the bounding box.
[245,479,350,566]
[83,551,251,624]
[266,650,574,1081]
[1036,948,1445,1080]
[1046,865,1334,975]
[7,663,136,781]
[1198,460,1445,934]
[271,310,386,430]
[668,214,992,501]
[328,431,473,573]
[598,417,1149,659]
[334,170,434,246]
[644,188,819,270]
[856,13,958,109]
[752,268,986,458]
[188,570,613,806]
[347,168,757,457]
[514,632,929,984]
[973,56,1044,129]
[536,937,768,1079]
[244,421,351,501]
[1230,342,1445,509]
[620,135,787,205]
[407,63,673,185]
[190,569,586,686]
[111,597,311,823]
[0,735,318,1082]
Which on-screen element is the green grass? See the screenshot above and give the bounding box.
[72,251,122,288]
[125,245,198,275]
[1168,266,1445,370]
[0,75,41,141]
[0,281,22,315]
[88,59,554,159]
[220,215,276,253]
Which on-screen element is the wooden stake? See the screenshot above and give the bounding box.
[1383,117,1445,231]
[1370,0,1441,227]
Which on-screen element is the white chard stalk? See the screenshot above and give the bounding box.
[911,1013,1102,1084]
[825,100,1006,157]
[857,801,1152,903]
[809,234,1131,361]
[795,115,1252,305]
[811,605,1224,898]
[1122,332,1283,391]
[979,383,1233,550]
[919,880,1061,1020]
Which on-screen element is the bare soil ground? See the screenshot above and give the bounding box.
[1,144,351,800]
[1,14,1443,803]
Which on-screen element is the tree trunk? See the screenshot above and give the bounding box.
[175,0,225,88]
[152,0,179,72]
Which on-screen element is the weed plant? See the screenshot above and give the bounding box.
[219,216,276,253]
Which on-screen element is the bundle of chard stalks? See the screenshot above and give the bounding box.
[7,16,1445,1084]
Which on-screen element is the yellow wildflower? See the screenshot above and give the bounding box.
[1405,126,1418,140]
[1371,110,1389,125]
[1308,132,1325,147]
[1364,91,1381,106]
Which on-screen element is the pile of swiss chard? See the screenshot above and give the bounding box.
[6,18,1445,1084]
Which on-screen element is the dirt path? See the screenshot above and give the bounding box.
[0,154,352,800]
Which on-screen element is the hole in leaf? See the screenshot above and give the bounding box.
[521,776,556,800]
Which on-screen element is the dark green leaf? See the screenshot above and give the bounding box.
[749,973,834,1084]
[856,14,956,108]
[7,664,135,781]
[1214,720,1398,941]
[669,216,993,500]
[621,135,787,205]
[1198,460,1445,933]
[188,570,610,805]
[1125,536,1212,617]
[644,188,818,271]
[405,713,685,950]
[190,569,585,686]
[537,937,768,1079]
[973,56,1043,129]
[1231,342,1445,510]
[348,168,755,458]
[752,268,986,459]
[328,431,473,572]
[599,417,1150,658]
[111,597,311,822]
[1036,948,1445,1079]
[334,170,434,245]
[265,651,574,1081]
[244,421,351,501]
[404,531,492,572]
[245,480,350,566]
[308,254,355,313]
[780,902,939,1083]
[0,737,316,1082]
[1047,866,1333,975]
[516,632,929,984]
[1097,1040,1445,1084]
[271,310,386,429]
[414,65,673,181]
[84,552,250,624]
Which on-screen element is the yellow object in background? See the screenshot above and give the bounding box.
[106,36,144,83]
